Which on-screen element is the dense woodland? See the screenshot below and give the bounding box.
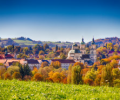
[0,43,120,87]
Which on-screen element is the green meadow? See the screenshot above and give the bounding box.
[0,80,120,100]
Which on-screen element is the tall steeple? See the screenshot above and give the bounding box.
[91,38,95,45]
[81,38,85,45]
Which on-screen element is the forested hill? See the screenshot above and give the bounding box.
[88,37,120,47]
[0,37,120,47]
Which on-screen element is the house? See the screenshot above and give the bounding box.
[20,59,40,70]
[0,53,14,59]
[51,59,75,70]
[38,60,50,65]
[108,51,120,57]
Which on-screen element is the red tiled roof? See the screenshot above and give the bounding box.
[0,56,4,59]
[27,59,39,64]
[108,51,120,54]
[5,54,14,59]
[51,59,75,63]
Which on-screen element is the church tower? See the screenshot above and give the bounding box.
[90,38,97,63]
[80,38,86,54]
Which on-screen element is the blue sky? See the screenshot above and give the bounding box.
[0,0,120,42]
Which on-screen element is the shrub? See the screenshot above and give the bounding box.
[12,72,22,79]
[4,73,12,80]
[113,79,120,88]
[46,77,53,82]
[23,75,31,81]
[33,73,43,81]
[84,79,94,86]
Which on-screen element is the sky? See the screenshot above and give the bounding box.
[0,0,120,42]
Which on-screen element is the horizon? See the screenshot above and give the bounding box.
[0,0,120,42]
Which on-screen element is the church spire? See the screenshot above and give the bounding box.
[91,38,95,45]
[81,38,85,45]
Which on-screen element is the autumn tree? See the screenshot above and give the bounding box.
[12,72,22,79]
[67,65,72,84]
[33,73,43,81]
[84,68,97,81]
[39,50,44,55]
[4,73,12,80]
[112,68,120,80]
[71,65,82,84]
[50,61,61,69]
[40,61,49,68]
[73,62,84,69]
[51,72,65,83]
[0,67,6,79]
[100,64,113,86]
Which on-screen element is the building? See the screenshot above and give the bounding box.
[67,38,97,65]
[108,51,120,57]
[20,59,40,70]
[51,59,75,70]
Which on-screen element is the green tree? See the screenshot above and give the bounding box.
[100,64,113,86]
[71,65,82,84]
[84,68,97,81]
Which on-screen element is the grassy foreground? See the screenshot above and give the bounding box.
[0,80,120,100]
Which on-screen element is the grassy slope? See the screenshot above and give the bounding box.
[13,40,35,45]
[0,80,120,100]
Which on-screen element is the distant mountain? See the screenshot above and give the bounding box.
[0,37,120,48]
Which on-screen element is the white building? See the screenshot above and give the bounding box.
[51,59,75,70]
[67,38,97,65]
[20,59,40,70]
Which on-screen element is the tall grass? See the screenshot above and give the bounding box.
[0,80,120,100]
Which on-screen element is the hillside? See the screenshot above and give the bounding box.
[88,37,120,47]
[0,37,120,48]
[0,80,120,100]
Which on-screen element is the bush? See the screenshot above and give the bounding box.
[46,77,53,82]
[113,79,120,87]
[84,79,94,86]
[33,73,43,81]
[12,72,22,79]
[4,73,12,80]
[23,75,31,81]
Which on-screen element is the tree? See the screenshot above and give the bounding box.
[4,73,12,80]
[39,50,44,55]
[60,53,66,59]
[50,61,61,69]
[12,72,22,79]
[84,68,97,81]
[23,47,29,55]
[73,62,84,69]
[71,65,82,84]
[100,64,113,86]
[7,66,20,75]
[110,59,118,68]
[33,73,43,81]
[55,45,58,51]
[19,64,31,79]
[0,67,6,79]
[43,44,49,51]
[40,61,49,68]
[51,72,65,83]
[112,68,120,80]
[67,65,72,84]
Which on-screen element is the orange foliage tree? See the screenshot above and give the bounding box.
[40,61,49,68]
[84,79,94,86]
[33,73,43,81]
[50,61,61,69]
